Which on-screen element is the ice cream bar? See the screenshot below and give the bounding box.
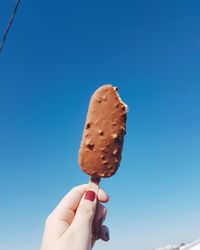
[78,84,127,178]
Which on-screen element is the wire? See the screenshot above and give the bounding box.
[0,0,21,53]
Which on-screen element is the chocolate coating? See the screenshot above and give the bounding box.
[78,84,127,178]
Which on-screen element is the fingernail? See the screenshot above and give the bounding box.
[85,190,96,201]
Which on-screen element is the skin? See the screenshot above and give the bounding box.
[41,184,109,250]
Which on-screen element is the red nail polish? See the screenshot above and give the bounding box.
[85,190,96,201]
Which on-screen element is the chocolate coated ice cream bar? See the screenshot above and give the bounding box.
[78,84,127,179]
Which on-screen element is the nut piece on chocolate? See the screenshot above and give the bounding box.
[78,84,127,178]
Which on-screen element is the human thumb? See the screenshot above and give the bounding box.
[68,181,99,241]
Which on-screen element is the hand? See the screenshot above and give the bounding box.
[41,184,109,250]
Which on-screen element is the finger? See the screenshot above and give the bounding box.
[97,225,110,242]
[98,189,109,203]
[50,185,108,224]
[92,203,107,235]
[91,203,107,248]
[91,225,110,248]
[66,184,98,244]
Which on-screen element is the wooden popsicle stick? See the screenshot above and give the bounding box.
[87,177,101,194]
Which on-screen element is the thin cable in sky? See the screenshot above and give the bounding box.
[0,0,21,53]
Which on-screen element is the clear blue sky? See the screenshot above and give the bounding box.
[0,1,200,250]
